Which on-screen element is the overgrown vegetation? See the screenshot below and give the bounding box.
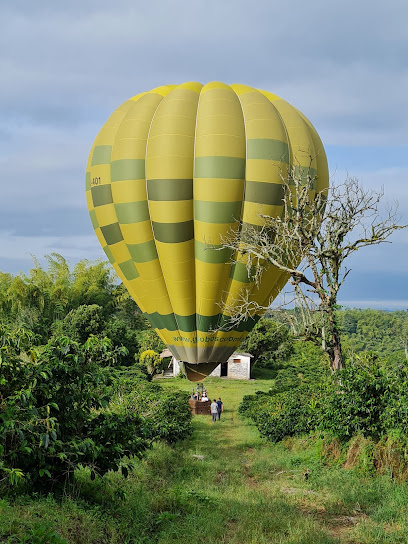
[3,376,408,544]
[240,348,408,469]
[0,256,189,488]
[0,327,191,487]
[240,308,408,489]
[337,308,408,361]
[0,253,165,362]
[239,317,293,368]
[1,253,408,542]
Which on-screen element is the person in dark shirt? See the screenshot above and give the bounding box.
[216,397,223,420]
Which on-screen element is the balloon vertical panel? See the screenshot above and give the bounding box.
[146,85,200,362]
[86,98,143,308]
[192,82,246,368]
[109,92,178,349]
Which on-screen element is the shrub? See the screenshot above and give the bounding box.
[137,329,166,356]
[276,341,330,389]
[53,304,104,343]
[321,358,388,440]
[239,386,323,442]
[380,365,408,433]
[111,374,193,444]
[103,315,140,362]
[0,333,149,486]
[241,356,397,444]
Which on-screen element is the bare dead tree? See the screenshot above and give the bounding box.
[220,167,406,372]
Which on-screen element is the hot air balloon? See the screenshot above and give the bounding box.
[85,82,328,381]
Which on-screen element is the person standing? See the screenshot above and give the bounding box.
[211,399,218,422]
[216,397,223,420]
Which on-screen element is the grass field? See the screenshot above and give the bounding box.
[2,374,408,543]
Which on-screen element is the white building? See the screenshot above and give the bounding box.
[160,350,253,380]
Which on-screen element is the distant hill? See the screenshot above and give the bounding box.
[268,308,407,360]
[337,308,407,358]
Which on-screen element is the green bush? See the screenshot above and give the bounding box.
[276,341,330,388]
[52,306,139,364]
[52,304,104,343]
[137,349,165,380]
[381,365,408,432]
[111,373,193,444]
[137,329,166,356]
[320,357,390,440]
[240,386,322,442]
[241,355,407,444]
[103,315,140,362]
[0,333,149,486]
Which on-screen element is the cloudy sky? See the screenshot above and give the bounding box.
[1,0,407,310]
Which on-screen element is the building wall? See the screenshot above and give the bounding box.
[209,364,221,377]
[227,355,251,379]
[172,357,180,377]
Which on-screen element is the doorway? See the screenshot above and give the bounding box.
[220,362,228,377]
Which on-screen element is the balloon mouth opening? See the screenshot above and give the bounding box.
[182,361,221,382]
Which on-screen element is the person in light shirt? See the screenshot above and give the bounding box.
[210,399,218,422]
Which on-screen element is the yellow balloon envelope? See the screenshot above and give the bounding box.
[86,82,328,381]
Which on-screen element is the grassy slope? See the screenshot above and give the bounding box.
[2,375,408,543]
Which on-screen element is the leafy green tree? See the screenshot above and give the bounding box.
[137,328,165,355]
[138,349,162,380]
[6,275,30,317]
[272,341,330,391]
[240,318,293,368]
[53,305,140,363]
[53,304,104,344]
[338,309,408,359]
[71,259,116,310]
[0,254,150,344]
[341,311,358,335]
[400,315,408,362]
[0,272,12,317]
[103,315,140,362]
[112,283,150,331]
[43,253,71,319]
